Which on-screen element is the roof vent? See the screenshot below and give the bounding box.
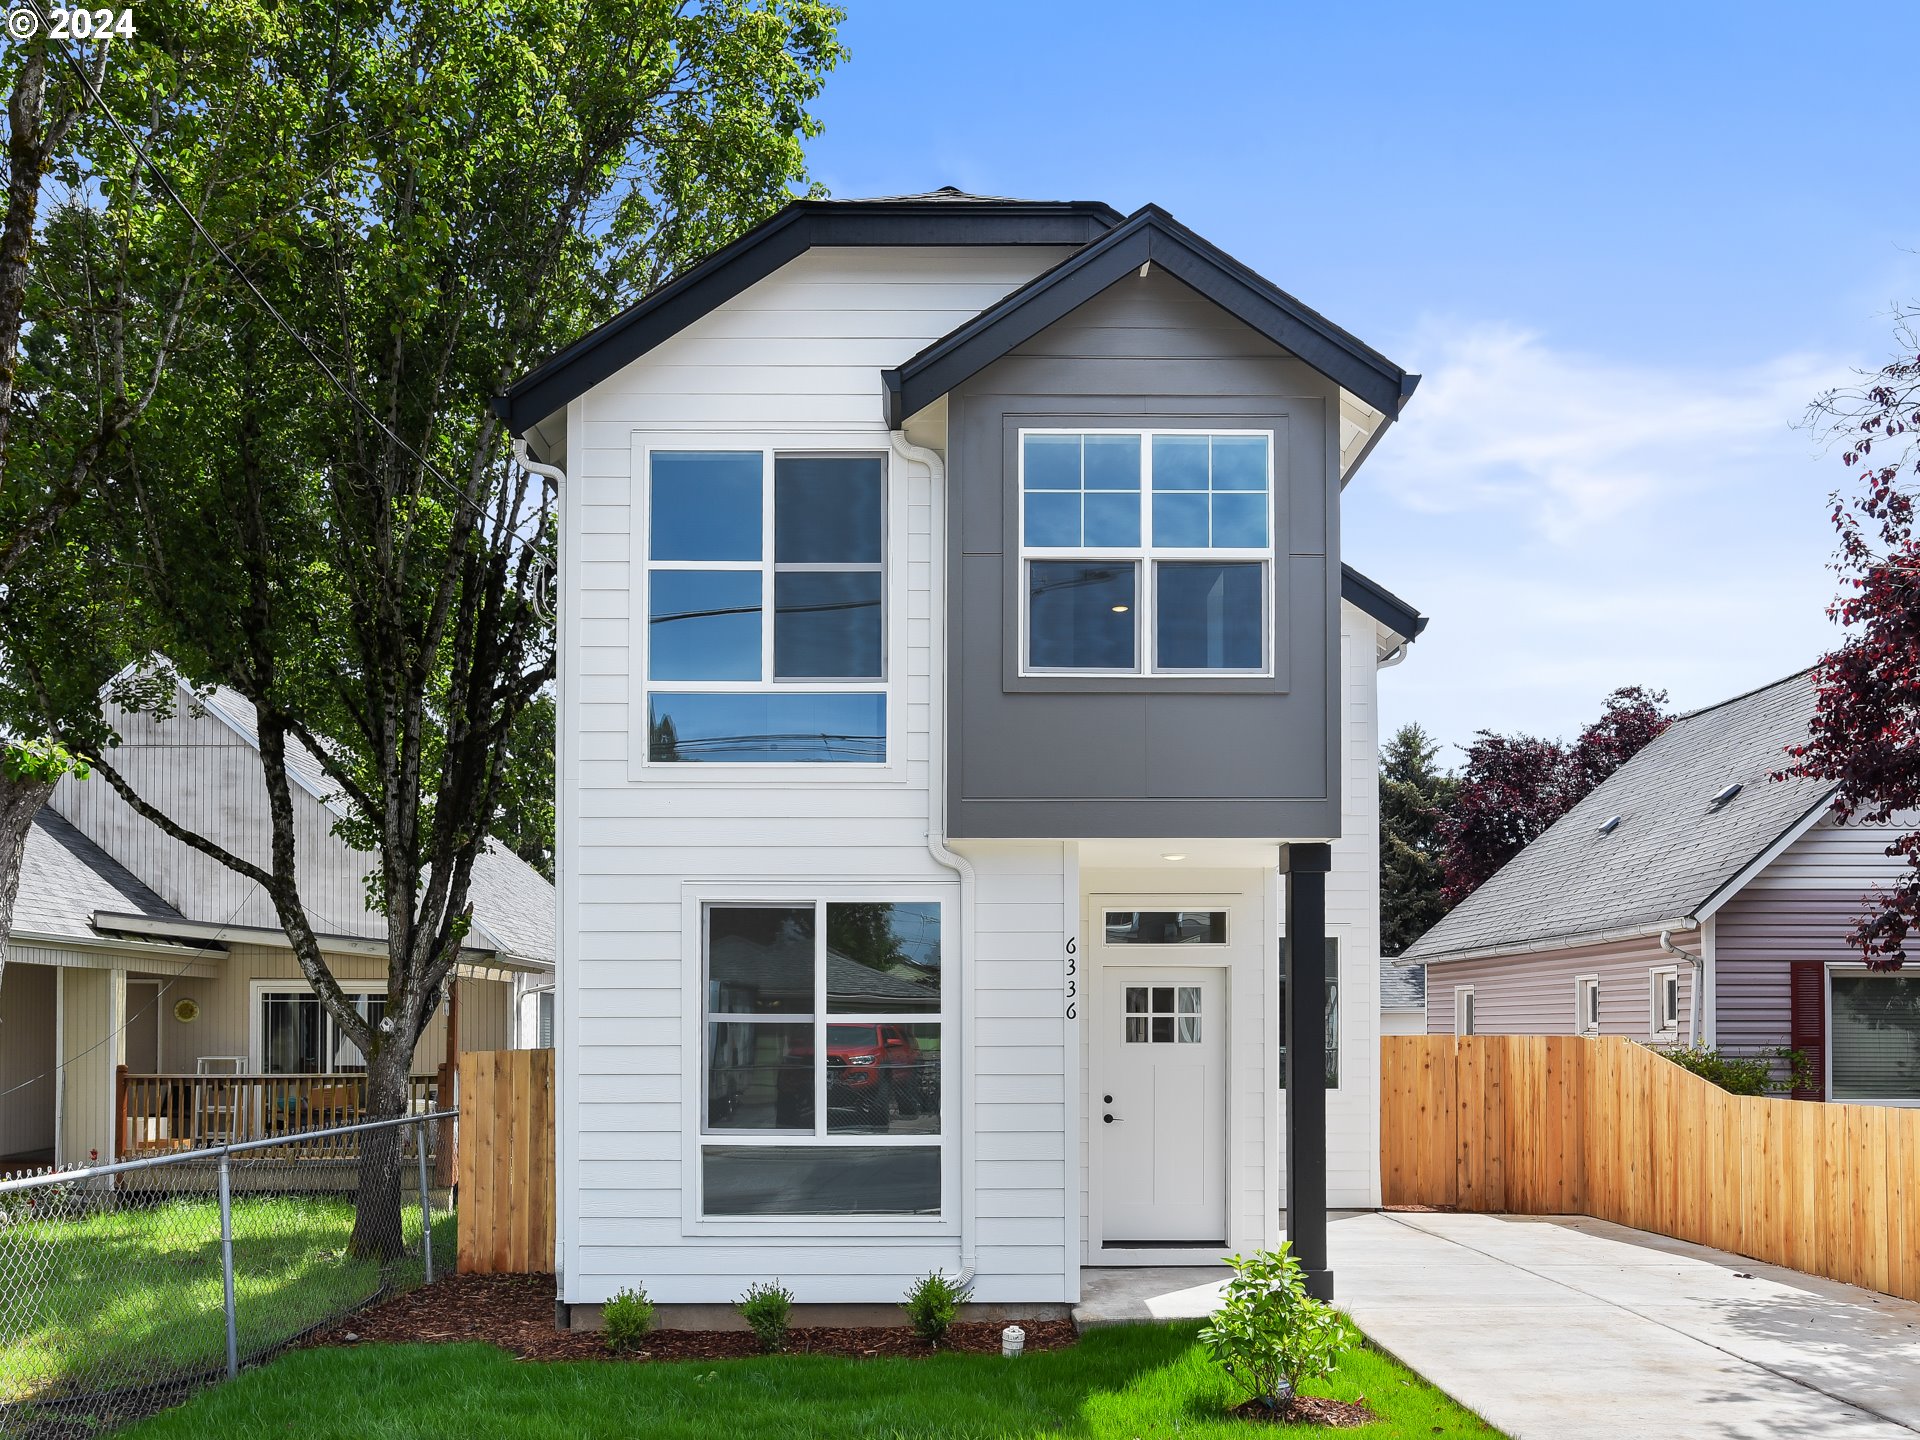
[1598,815,1622,835]
[1710,782,1743,806]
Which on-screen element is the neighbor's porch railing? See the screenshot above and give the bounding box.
[116,1068,442,1160]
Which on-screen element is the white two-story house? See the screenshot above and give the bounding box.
[497,190,1425,1320]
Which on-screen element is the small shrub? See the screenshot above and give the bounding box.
[602,1285,654,1354]
[1198,1243,1349,1410]
[737,1280,795,1354]
[901,1270,970,1346]
[1661,1044,1812,1096]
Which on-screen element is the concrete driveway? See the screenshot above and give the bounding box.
[1076,1211,1920,1439]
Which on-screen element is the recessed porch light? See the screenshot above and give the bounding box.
[1161,852,1187,861]
[1110,604,1129,613]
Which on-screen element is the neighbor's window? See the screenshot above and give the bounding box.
[1650,968,1680,1038]
[259,990,385,1074]
[701,901,943,1215]
[1576,976,1601,1036]
[646,451,886,763]
[1829,973,1920,1103]
[1277,938,1339,1089]
[1021,430,1271,675]
[1455,986,1476,1037]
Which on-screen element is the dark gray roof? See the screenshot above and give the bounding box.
[196,683,554,966]
[1380,958,1426,1010]
[13,808,184,943]
[1403,669,1836,964]
[1341,566,1427,643]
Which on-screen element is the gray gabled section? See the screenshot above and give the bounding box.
[883,205,1419,426]
[1403,669,1836,964]
[496,192,1123,434]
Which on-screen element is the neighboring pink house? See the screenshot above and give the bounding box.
[1398,669,1920,1105]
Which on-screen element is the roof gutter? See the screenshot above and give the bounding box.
[10,927,228,965]
[90,911,550,972]
[1402,916,1701,968]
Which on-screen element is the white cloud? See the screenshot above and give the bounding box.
[1369,322,1847,544]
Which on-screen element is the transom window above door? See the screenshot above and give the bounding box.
[1020,430,1272,676]
[645,451,886,765]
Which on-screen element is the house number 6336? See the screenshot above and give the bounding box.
[1064,937,1077,1019]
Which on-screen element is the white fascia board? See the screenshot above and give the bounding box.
[1690,793,1840,922]
[10,930,226,972]
[89,909,547,972]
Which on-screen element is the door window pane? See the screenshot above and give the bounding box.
[650,452,761,561]
[824,1023,940,1135]
[702,1145,939,1216]
[706,1022,812,1130]
[826,902,940,1012]
[774,572,882,679]
[1831,975,1920,1101]
[1105,911,1228,944]
[649,571,761,681]
[707,907,815,1014]
[649,692,886,764]
[260,993,322,1074]
[1156,562,1263,671]
[1028,561,1135,670]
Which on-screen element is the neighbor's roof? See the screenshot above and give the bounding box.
[496,191,1416,438]
[1402,668,1836,965]
[14,807,185,944]
[192,683,553,966]
[1380,957,1426,1010]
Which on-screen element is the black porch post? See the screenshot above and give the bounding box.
[1280,841,1333,1300]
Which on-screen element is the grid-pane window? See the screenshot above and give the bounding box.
[701,901,943,1216]
[1021,430,1271,675]
[646,451,886,764]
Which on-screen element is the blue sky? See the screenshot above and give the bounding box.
[802,1,1920,756]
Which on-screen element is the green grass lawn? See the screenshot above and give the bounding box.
[120,1324,1503,1439]
[0,1193,451,1405]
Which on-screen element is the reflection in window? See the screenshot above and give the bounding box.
[648,693,886,764]
[1105,911,1227,945]
[706,907,814,1014]
[1156,563,1263,671]
[1028,561,1135,670]
[826,902,941,1012]
[1277,938,1339,1089]
[648,570,761,681]
[1123,983,1202,1044]
[650,452,762,561]
[703,1145,940,1216]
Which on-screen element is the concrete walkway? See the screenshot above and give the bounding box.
[1076,1211,1920,1439]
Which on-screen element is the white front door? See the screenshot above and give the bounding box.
[1096,947,1229,1245]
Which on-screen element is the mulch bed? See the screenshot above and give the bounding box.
[1230,1395,1379,1427]
[309,1272,1078,1362]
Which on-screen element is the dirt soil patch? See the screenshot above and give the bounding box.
[1229,1395,1379,1426]
[309,1273,1078,1362]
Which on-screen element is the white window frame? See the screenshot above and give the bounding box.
[1825,964,1920,1108]
[636,443,892,773]
[679,887,956,1234]
[1016,427,1276,678]
[1575,975,1601,1036]
[247,979,390,1074]
[1454,986,1476,1036]
[1649,967,1680,1040]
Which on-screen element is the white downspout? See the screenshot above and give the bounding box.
[513,435,569,1308]
[1659,929,1704,1048]
[890,430,978,1286]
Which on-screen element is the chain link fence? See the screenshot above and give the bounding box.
[0,1112,455,1438]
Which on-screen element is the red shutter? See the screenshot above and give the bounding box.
[1788,960,1826,1102]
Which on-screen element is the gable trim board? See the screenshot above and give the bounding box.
[883,206,1418,429]
[496,196,1124,436]
[1338,566,1426,645]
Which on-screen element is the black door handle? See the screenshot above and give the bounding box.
[1103,1113,1119,1123]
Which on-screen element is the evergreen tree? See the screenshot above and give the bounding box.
[1379,723,1457,955]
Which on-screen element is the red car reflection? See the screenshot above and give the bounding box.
[775,1025,933,1129]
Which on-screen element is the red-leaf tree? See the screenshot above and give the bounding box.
[1440,687,1671,904]
[1786,311,1920,969]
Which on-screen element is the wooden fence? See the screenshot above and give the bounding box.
[1382,1034,1920,1302]
[456,1048,555,1275]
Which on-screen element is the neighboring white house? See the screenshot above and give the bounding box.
[0,680,554,1169]
[498,190,1425,1316]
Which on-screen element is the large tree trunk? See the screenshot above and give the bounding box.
[347,1036,413,1264]
[0,769,54,993]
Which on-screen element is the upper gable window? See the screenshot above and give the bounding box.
[645,451,886,764]
[1019,430,1272,676]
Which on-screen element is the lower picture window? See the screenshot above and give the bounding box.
[649,693,885,764]
[701,900,943,1216]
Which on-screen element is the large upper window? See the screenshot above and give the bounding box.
[701,901,943,1216]
[1020,429,1272,676]
[645,451,885,764]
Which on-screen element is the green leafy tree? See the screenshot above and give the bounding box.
[493,693,555,882]
[72,0,845,1258]
[1379,723,1456,956]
